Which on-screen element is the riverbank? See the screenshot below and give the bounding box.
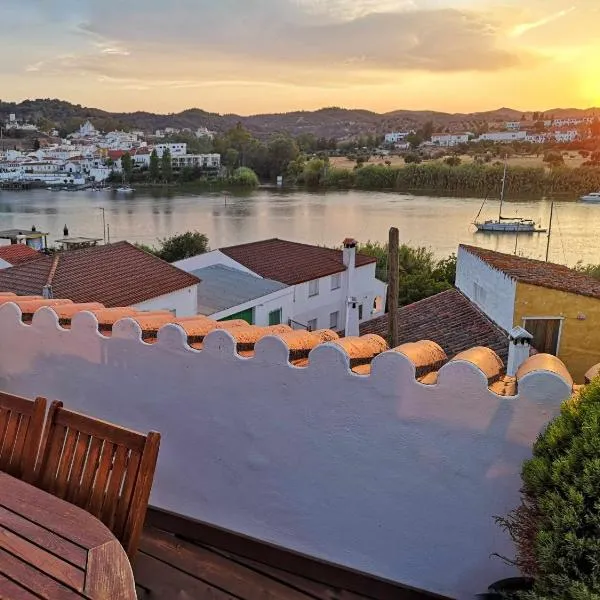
[312,163,600,197]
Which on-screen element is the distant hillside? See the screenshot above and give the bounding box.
[0,99,598,139]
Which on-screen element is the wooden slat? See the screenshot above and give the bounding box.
[0,548,85,600]
[0,412,21,469]
[0,392,36,415]
[0,473,112,550]
[10,414,30,475]
[0,526,85,592]
[0,408,9,452]
[65,433,90,504]
[113,451,140,539]
[86,539,136,600]
[140,528,313,600]
[0,505,87,569]
[134,552,239,600]
[121,432,160,561]
[101,444,128,529]
[41,425,67,494]
[0,574,40,600]
[54,428,79,500]
[87,441,114,519]
[75,436,102,508]
[54,409,146,452]
[209,547,373,600]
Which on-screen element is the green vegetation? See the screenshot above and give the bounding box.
[498,378,600,599]
[575,262,600,280]
[161,148,173,182]
[230,167,259,187]
[137,232,209,263]
[358,241,456,306]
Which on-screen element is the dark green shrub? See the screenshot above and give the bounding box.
[499,378,600,599]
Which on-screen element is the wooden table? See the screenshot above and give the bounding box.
[0,472,137,600]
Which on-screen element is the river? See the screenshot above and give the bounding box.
[0,188,598,265]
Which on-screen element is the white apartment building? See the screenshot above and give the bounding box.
[477,131,527,143]
[431,133,470,147]
[171,154,221,170]
[505,121,522,130]
[155,143,187,157]
[552,117,593,127]
[554,130,578,143]
[525,132,547,144]
[174,238,387,335]
[384,132,412,144]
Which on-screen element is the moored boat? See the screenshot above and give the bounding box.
[580,192,600,203]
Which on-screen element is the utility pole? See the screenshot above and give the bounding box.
[388,227,399,348]
[98,207,106,244]
[107,224,111,244]
[546,201,554,262]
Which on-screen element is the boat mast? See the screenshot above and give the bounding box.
[545,201,554,262]
[499,157,507,219]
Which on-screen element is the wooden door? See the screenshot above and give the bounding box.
[523,318,562,355]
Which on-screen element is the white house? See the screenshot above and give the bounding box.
[554,130,578,143]
[431,133,470,147]
[525,132,547,144]
[171,154,221,170]
[477,131,527,143]
[155,143,187,157]
[175,238,387,335]
[384,132,412,144]
[505,121,522,130]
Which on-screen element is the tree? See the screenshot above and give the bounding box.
[161,148,173,182]
[149,149,160,181]
[223,148,240,174]
[444,155,462,167]
[267,135,299,179]
[406,132,423,150]
[146,232,209,263]
[543,151,564,167]
[403,152,422,164]
[591,118,600,137]
[121,152,133,181]
[419,121,434,142]
[32,139,41,151]
[230,166,259,187]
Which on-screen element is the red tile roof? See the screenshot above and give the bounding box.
[107,150,126,161]
[360,289,509,362]
[219,239,377,285]
[461,245,600,300]
[0,242,200,307]
[0,245,41,265]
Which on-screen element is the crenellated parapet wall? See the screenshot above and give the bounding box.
[0,303,574,599]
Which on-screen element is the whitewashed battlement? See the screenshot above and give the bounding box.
[0,304,574,599]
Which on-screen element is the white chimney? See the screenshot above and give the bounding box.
[343,238,359,337]
[507,326,533,376]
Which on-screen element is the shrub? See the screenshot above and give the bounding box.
[499,378,600,598]
[403,152,422,164]
[230,167,259,187]
[444,155,462,167]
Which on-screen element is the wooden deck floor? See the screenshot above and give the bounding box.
[135,526,374,599]
[134,511,445,600]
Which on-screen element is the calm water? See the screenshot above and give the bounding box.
[0,188,598,265]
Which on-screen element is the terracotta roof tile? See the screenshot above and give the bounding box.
[0,242,200,307]
[360,289,509,362]
[0,245,41,265]
[461,245,600,300]
[220,239,376,285]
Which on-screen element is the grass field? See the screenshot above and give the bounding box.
[329,153,587,170]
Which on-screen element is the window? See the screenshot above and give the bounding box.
[268,308,282,326]
[329,311,339,330]
[523,318,562,355]
[358,304,364,320]
[308,279,319,297]
[307,318,317,331]
[331,273,342,290]
[473,282,487,305]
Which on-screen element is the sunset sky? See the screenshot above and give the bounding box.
[1,0,598,115]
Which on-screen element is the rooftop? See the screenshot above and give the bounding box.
[0,229,48,240]
[0,242,200,307]
[0,244,40,266]
[360,289,510,363]
[460,245,600,300]
[191,264,288,315]
[220,238,377,285]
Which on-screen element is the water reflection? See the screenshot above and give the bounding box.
[0,188,598,265]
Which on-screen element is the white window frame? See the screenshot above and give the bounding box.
[331,273,342,291]
[522,316,565,355]
[308,279,319,297]
[329,311,339,330]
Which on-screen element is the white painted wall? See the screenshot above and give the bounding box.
[210,287,295,326]
[456,247,517,331]
[0,304,572,599]
[133,285,198,317]
[0,258,11,270]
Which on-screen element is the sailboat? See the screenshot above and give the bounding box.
[115,173,135,195]
[473,161,546,233]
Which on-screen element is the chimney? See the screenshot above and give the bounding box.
[343,238,359,337]
[507,326,533,376]
[63,224,69,237]
[42,285,53,299]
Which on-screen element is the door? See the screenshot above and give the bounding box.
[268,309,282,326]
[523,318,562,355]
[221,307,254,325]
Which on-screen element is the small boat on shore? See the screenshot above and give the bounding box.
[115,186,135,194]
[580,192,600,203]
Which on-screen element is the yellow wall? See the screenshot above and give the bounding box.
[514,283,600,383]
